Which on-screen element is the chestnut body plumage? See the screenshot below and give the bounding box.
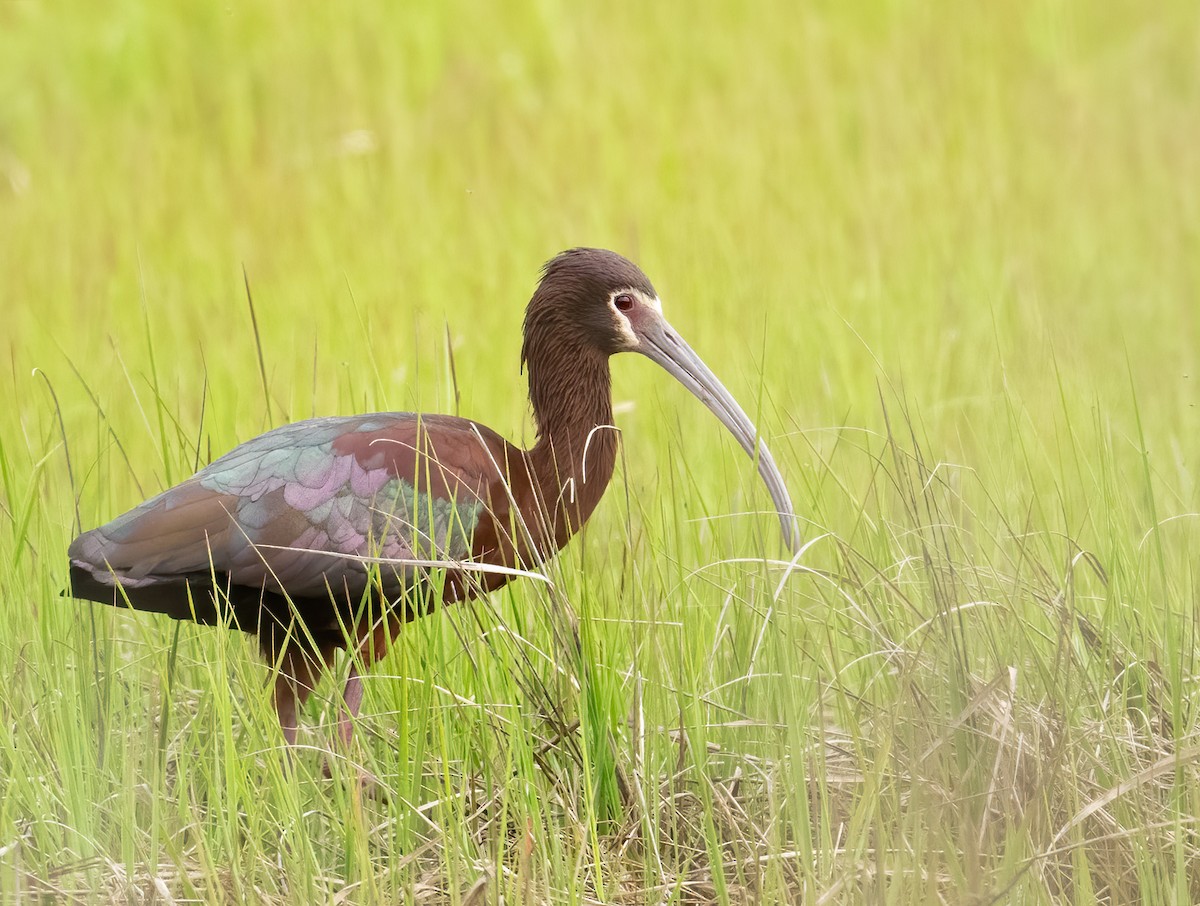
[69,249,798,753]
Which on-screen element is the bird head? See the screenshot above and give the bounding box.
[523,247,660,357]
[522,247,800,551]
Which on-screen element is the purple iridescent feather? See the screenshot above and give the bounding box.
[69,415,485,616]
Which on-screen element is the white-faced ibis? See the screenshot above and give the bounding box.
[69,248,797,754]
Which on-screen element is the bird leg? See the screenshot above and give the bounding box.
[267,643,376,789]
[320,618,403,791]
[274,675,301,747]
[334,613,402,748]
[335,663,364,747]
[271,646,322,748]
[322,664,384,793]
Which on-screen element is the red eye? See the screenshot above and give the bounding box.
[614,293,635,312]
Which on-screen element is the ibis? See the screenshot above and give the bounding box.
[68,248,797,754]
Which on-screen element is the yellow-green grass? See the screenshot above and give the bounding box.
[2,1,1198,902]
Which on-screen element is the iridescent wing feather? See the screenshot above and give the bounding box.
[68,414,507,629]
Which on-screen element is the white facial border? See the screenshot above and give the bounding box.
[608,288,663,350]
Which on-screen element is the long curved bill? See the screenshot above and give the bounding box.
[635,315,800,552]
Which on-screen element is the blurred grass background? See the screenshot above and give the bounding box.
[1,1,1199,902]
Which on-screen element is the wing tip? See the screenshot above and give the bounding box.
[68,526,117,570]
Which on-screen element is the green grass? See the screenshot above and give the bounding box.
[2,0,1199,902]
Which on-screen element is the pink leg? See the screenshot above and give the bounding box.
[324,664,382,793]
[336,664,364,747]
[274,675,299,747]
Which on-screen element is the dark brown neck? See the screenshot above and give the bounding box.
[523,342,619,553]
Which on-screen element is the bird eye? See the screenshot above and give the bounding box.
[614,293,635,312]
